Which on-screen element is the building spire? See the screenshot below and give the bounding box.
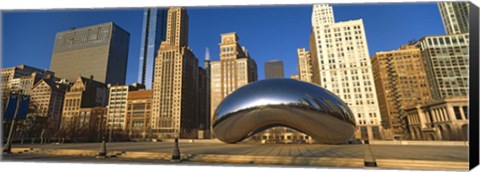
[205,47,210,61]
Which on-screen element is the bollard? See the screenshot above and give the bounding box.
[96,138,108,159]
[171,138,181,162]
[363,139,377,167]
[2,141,12,154]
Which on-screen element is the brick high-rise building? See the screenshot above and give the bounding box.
[264,60,284,79]
[50,22,130,85]
[310,4,382,140]
[371,44,432,139]
[151,8,206,139]
[210,32,258,133]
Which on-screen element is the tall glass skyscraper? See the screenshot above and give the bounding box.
[138,8,168,89]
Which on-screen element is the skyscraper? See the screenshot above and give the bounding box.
[438,2,470,35]
[203,48,212,137]
[151,8,205,139]
[264,60,285,79]
[297,48,313,82]
[371,44,432,139]
[210,32,257,132]
[50,22,130,85]
[138,8,168,89]
[310,4,382,140]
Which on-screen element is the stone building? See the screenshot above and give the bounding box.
[210,32,258,134]
[151,7,206,139]
[60,76,108,130]
[405,97,468,140]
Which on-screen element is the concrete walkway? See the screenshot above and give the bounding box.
[5,142,469,170]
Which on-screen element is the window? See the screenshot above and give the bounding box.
[453,107,462,120]
[462,106,468,119]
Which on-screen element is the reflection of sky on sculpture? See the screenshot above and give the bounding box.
[214,78,354,123]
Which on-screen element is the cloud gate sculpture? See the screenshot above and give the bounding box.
[212,78,356,144]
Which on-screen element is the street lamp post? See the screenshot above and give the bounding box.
[3,93,22,154]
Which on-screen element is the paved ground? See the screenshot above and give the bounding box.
[6,142,468,162]
[3,153,364,171]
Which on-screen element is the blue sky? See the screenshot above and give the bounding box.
[2,3,445,84]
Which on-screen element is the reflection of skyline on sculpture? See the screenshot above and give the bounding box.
[213,79,356,144]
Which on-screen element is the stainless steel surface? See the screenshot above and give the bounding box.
[212,78,356,144]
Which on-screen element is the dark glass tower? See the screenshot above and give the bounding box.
[50,22,130,85]
[138,8,168,89]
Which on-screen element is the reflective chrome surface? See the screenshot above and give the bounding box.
[212,78,356,144]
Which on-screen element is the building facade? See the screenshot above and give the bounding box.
[405,97,468,141]
[151,7,205,139]
[138,8,168,89]
[264,60,284,79]
[29,77,69,128]
[10,72,46,96]
[297,48,313,82]
[126,90,153,139]
[107,84,145,131]
[78,107,108,134]
[107,85,129,131]
[311,4,382,140]
[371,44,432,139]
[415,33,469,100]
[210,32,258,133]
[1,65,54,101]
[60,76,108,131]
[438,2,470,35]
[50,22,130,85]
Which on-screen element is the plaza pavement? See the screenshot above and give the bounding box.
[2,141,469,170]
